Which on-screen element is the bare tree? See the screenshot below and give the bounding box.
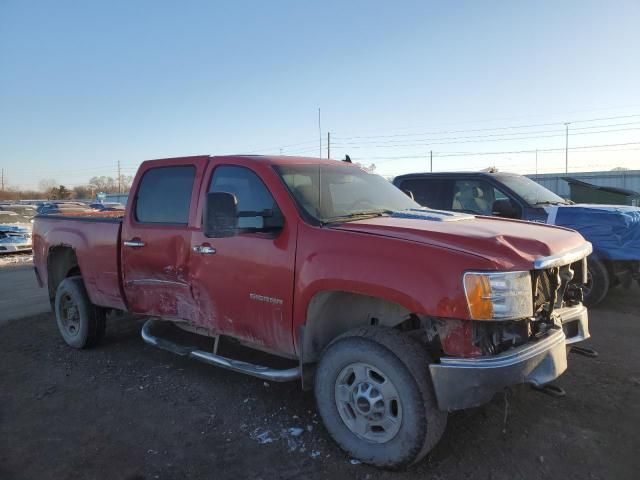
[89,175,133,193]
[89,176,117,192]
[72,185,92,199]
[38,178,58,192]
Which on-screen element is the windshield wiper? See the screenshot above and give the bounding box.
[534,200,570,206]
[322,209,394,224]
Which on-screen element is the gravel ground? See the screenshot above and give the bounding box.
[1,282,639,480]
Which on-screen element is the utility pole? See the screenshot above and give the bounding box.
[1,168,4,192]
[430,150,433,172]
[318,108,322,159]
[327,132,331,159]
[535,149,538,175]
[564,123,570,174]
[117,160,122,194]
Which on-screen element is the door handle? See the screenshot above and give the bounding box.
[193,245,216,255]
[123,239,145,248]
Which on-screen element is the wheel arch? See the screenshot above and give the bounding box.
[301,290,415,364]
[47,245,81,303]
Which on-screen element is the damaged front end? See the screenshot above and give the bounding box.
[0,225,32,253]
[426,243,592,411]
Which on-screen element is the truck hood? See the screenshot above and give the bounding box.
[330,209,588,270]
[544,204,640,261]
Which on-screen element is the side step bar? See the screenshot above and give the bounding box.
[141,319,301,382]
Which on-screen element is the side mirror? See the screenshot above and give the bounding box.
[237,208,285,232]
[492,198,519,218]
[204,192,238,238]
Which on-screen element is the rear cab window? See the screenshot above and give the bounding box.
[135,166,196,224]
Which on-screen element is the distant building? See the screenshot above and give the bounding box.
[96,192,129,205]
[528,169,640,204]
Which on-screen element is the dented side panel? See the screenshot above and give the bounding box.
[120,156,210,319]
[186,158,300,357]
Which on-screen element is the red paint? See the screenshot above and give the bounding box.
[33,155,589,359]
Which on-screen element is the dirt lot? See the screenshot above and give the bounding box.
[1,266,639,480]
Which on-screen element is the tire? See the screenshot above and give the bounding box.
[54,276,106,349]
[314,327,447,469]
[583,259,610,308]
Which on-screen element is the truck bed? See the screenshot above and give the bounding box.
[32,214,126,311]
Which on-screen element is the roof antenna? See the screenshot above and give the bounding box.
[343,155,352,163]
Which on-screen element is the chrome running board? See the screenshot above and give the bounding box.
[141,318,301,382]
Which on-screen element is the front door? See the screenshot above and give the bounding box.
[122,163,200,319]
[189,163,297,356]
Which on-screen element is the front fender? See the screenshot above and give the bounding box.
[292,223,496,354]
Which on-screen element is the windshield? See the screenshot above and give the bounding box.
[277,163,420,222]
[497,174,569,205]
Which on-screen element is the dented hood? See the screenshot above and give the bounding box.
[330,209,589,270]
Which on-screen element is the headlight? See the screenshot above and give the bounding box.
[463,271,533,320]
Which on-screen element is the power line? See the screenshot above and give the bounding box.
[235,138,319,155]
[332,113,640,141]
[368,141,640,162]
[332,126,640,149]
[332,120,640,146]
[335,121,640,146]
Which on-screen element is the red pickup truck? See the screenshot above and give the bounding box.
[33,155,592,468]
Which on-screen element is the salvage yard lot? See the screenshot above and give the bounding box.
[1,264,639,479]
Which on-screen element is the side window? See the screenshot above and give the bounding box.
[398,178,452,210]
[209,166,279,229]
[451,180,496,215]
[494,189,508,201]
[135,166,196,224]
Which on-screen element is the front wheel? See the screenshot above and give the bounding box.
[583,259,610,308]
[54,276,106,349]
[314,327,447,468]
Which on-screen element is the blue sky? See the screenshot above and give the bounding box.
[1,0,639,189]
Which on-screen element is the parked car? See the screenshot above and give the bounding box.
[36,202,93,215]
[0,204,37,218]
[393,171,640,307]
[0,211,33,225]
[89,202,125,212]
[0,212,32,253]
[33,155,593,468]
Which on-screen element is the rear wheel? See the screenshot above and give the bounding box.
[314,327,447,468]
[583,259,610,308]
[54,276,106,348]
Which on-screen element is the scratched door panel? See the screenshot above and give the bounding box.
[189,230,296,355]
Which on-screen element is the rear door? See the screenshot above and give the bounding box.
[188,161,297,355]
[121,158,207,319]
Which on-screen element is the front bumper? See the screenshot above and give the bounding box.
[0,243,32,253]
[556,304,589,345]
[429,328,568,411]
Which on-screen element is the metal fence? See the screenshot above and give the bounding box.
[528,170,640,198]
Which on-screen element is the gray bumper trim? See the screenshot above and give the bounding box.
[429,328,567,411]
[533,242,592,269]
[556,305,590,345]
